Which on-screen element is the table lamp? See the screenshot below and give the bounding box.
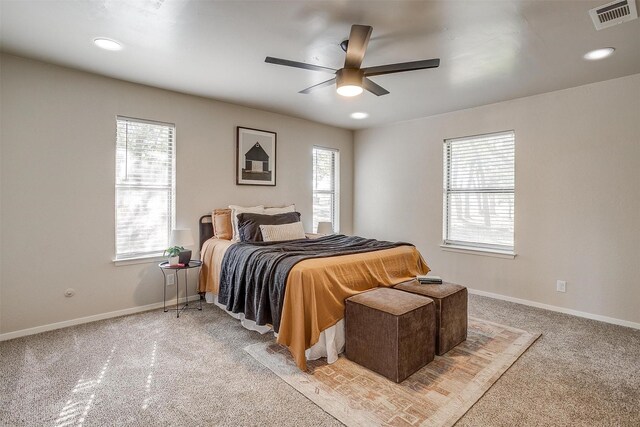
[170,228,194,265]
[317,222,334,235]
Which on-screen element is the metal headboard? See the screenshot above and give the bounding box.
[199,214,214,250]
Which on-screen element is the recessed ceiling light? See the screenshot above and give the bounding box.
[583,47,615,61]
[93,38,123,51]
[350,112,369,120]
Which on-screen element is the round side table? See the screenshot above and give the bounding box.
[158,260,203,318]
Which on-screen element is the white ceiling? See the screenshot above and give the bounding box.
[1,0,639,130]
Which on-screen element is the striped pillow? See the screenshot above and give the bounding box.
[259,222,306,242]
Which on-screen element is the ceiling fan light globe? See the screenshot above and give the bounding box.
[336,68,364,97]
[337,85,363,97]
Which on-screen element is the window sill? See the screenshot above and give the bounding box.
[113,254,166,267]
[440,244,516,259]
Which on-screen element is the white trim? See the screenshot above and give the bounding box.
[312,146,340,233]
[442,130,516,255]
[440,244,516,259]
[113,254,166,266]
[0,295,201,342]
[6,289,637,341]
[444,129,515,144]
[114,116,176,261]
[312,145,339,153]
[116,115,175,127]
[468,288,640,330]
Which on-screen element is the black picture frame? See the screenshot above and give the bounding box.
[236,126,277,186]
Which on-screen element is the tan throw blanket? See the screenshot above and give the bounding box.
[200,238,429,370]
[199,238,234,294]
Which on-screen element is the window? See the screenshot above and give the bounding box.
[115,116,176,260]
[312,147,340,233]
[443,131,515,254]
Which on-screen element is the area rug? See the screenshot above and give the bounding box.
[245,317,540,427]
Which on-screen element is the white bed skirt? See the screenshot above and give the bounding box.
[205,292,345,364]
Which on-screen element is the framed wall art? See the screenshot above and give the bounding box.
[236,126,277,186]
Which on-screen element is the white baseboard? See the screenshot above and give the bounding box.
[4,290,638,341]
[0,295,202,342]
[468,288,640,330]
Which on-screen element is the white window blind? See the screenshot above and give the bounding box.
[312,147,340,233]
[115,116,176,259]
[443,131,515,252]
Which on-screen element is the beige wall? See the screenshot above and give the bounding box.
[2,52,638,334]
[0,54,353,334]
[354,73,640,324]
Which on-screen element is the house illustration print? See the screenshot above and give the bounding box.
[242,142,271,181]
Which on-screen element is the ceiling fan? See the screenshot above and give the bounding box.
[265,24,440,97]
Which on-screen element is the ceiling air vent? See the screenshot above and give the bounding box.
[589,0,638,30]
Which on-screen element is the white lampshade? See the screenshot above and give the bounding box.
[169,229,194,247]
[317,222,334,235]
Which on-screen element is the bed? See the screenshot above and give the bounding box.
[198,213,429,370]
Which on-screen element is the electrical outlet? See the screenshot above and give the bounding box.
[556,280,566,293]
[166,274,175,286]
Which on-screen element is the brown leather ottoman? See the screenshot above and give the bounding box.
[394,279,468,356]
[345,287,435,383]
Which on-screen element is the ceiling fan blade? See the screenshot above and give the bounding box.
[265,57,337,74]
[362,59,440,77]
[344,25,373,69]
[299,78,336,94]
[362,78,390,96]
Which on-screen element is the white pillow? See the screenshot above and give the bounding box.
[263,204,295,215]
[229,205,264,241]
[260,222,306,242]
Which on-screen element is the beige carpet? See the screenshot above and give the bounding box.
[246,318,539,427]
[1,294,639,426]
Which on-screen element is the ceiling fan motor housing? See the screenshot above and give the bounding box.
[336,68,364,89]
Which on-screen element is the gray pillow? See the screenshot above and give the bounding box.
[237,211,302,242]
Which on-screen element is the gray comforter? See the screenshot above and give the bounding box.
[217,234,411,332]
